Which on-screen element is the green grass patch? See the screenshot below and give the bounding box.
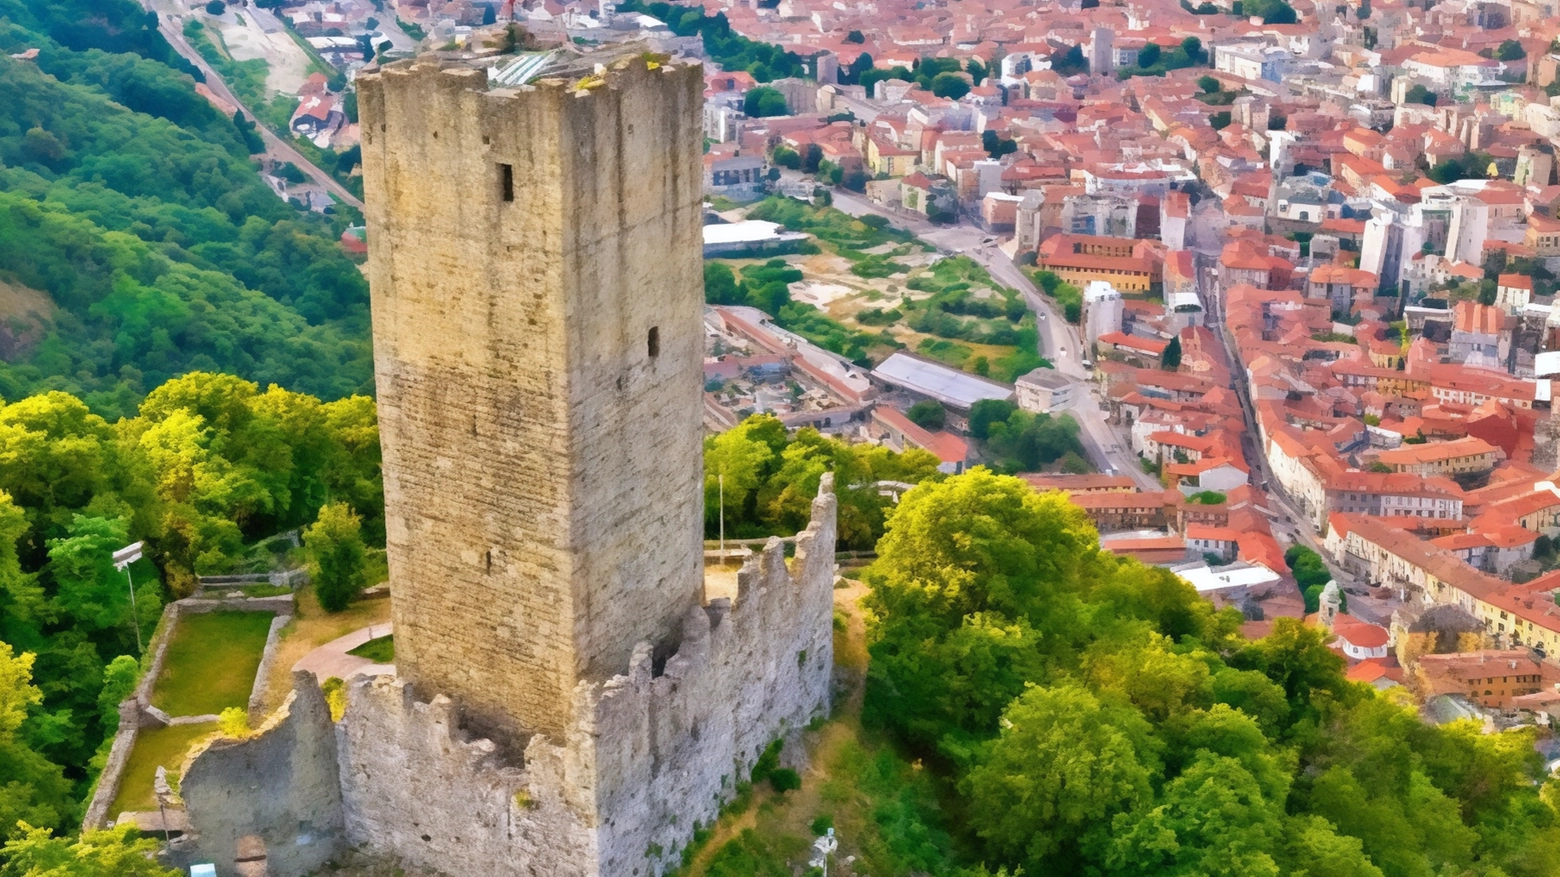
[915,337,974,367]
[106,723,216,816]
[775,303,901,363]
[347,634,394,663]
[240,584,292,598]
[746,197,919,251]
[150,611,275,717]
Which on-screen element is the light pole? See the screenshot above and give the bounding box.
[112,541,145,655]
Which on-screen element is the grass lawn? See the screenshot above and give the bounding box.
[106,723,217,816]
[258,587,392,715]
[150,611,276,717]
[347,634,394,663]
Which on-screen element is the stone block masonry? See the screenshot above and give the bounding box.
[180,477,836,877]
[359,53,707,744]
[179,51,836,877]
[180,673,346,877]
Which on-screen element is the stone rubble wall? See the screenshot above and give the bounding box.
[333,477,836,877]
[593,476,838,876]
[180,673,346,877]
[248,613,293,718]
[336,677,599,877]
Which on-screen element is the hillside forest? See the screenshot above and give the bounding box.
[0,0,372,419]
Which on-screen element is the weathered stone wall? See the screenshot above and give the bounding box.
[358,56,707,742]
[334,478,836,877]
[181,673,346,877]
[336,678,599,877]
[594,478,837,876]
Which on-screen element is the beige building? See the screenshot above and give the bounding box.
[1015,368,1074,413]
[1370,436,1503,477]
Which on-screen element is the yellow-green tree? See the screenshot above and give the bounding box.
[304,502,367,613]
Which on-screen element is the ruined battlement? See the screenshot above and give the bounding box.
[181,477,836,877]
[338,476,836,876]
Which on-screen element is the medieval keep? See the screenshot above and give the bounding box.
[173,52,838,877]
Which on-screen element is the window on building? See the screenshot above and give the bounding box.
[648,326,660,358]
[499,163,514,202]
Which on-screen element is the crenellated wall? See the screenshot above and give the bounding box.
[335,476,837,877]
[180,476,836,877]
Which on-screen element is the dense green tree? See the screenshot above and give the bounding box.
[905,400,946,431]
[1405,84,1436,106]
[982,409,1087,471]
[0,823,179,876]
[1161,335,1182,369]
[964,683,1159,870]
[304,502,366,613]
[0,643,74,838]
[930,72,970,99]
[704,262,743,306]
[968,399,1018,440]
[1495,39,1525,61]
[745,86,790,117]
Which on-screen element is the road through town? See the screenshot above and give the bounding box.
[829,188,1161,490]
[142,0,366,210]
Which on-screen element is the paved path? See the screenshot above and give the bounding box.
[293,623,395,680]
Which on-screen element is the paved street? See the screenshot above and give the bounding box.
[141,0,367,210]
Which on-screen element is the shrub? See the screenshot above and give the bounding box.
[305,503,368,613]
[769,768,801,792]
[906,400,946,430]
[218,706,251,738]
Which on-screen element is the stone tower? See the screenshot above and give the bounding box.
[358,55,707,740]
[176,53,836,877]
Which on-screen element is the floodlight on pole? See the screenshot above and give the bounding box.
[113,541,145,656]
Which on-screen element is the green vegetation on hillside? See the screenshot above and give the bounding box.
[181,19,267,108]
[716,199,1043,381]
[0,2,371,417]
[851,470,1560,876]
[0,372,380,843]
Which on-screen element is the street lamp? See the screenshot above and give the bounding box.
[112,541,145,656]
